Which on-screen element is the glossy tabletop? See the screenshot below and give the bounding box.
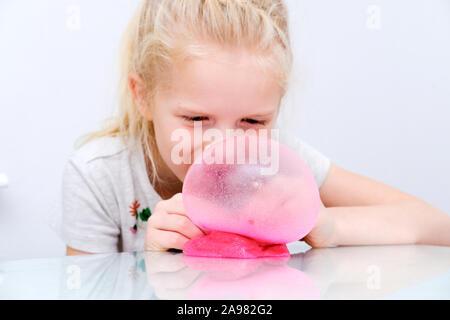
[0,242,449,299]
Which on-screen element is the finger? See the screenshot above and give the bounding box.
[165,193,187,216]
[167,193,208,234]
[154,213,205,239]
[153,194,186,217]
[150,228,190,251]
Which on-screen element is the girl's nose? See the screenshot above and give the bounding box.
[201,124,248,148]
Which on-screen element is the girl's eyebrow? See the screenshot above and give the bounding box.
[174,105,211,116]
[175,104,276,118]
[244,111,277,118]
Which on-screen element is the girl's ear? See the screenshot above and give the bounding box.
[129,72,152,121]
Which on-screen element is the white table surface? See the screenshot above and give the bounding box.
[0,242,449,299]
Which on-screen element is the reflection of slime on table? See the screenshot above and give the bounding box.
[183,255,320,300]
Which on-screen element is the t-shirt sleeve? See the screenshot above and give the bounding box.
[294,140,331,188]
[59,157,120,253]
[278,132,331,188]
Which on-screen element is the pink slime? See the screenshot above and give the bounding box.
[182,135,320,256]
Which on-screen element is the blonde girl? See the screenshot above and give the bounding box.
[60,0,450,256]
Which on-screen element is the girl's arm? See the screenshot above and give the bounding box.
[319,163,450,246]
[66,246,91,256]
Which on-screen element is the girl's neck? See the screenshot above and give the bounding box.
[142,142,183,200]
[152,174,183,200]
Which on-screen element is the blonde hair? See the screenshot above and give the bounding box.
[76,0,293,186]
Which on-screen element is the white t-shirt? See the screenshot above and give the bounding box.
[54,133,331,253]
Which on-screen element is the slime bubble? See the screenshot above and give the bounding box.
[182,135,320,258]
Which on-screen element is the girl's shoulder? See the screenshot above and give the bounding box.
[277,129,331,189]
[71,136,131,165]
[64,135,147,195]
[58,135,158,253]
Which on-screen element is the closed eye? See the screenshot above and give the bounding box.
[181,115,209,122]
[181,116,267,126]
[242,118,267,125]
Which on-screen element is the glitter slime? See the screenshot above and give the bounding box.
[182,135,320,258]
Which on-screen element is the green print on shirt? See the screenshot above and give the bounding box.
[129,200,151,234]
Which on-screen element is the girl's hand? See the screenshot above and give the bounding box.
[145,193,206,251]
[302,201,336,248]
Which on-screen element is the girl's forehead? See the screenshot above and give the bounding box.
[164,51,282,114]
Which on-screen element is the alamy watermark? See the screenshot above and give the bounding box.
[66,5,81,31]
[66,264,81,290]
[170,123,280,175]
[366,5,382,30]
[366,264,381,290]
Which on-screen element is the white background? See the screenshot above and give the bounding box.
[0,0,449,260]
